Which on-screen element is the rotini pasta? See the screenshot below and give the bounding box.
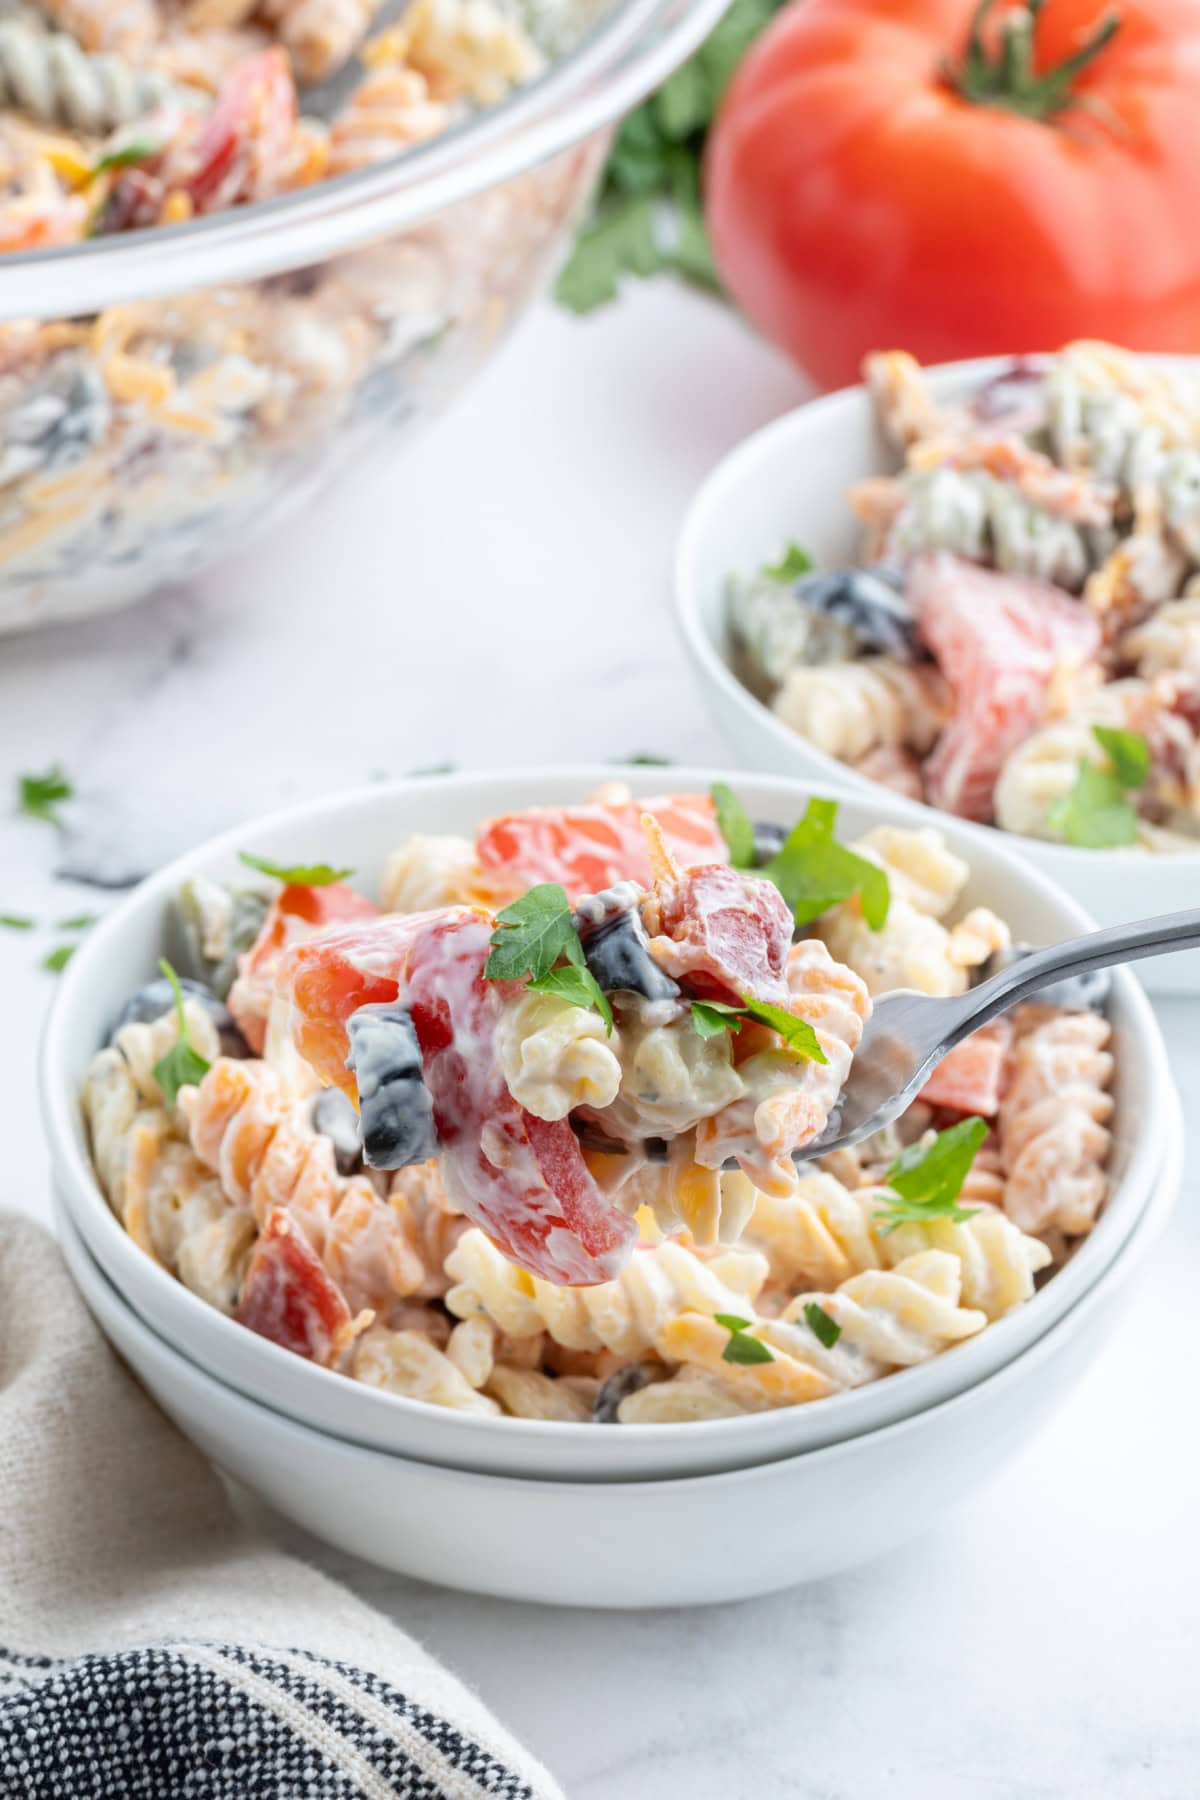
[444,1228,769,1360]
[998,1009,1114,1238]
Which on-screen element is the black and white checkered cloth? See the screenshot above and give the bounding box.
[0,1220,562,1800]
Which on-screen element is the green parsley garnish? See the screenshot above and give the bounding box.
[0,913,34,930]
[18,764,73,825]
[91,138,159,177]
[1045,725,1149,849]
[58,913,97,930]
[710,780,756,867]
[873,1117,988,1235]
[802,1301,842,1349]
[621,754,675,766]
[761,796,890,929]
[238,852,353,887]
[1093,725,1150,789]
[152,957,212,1108]
[554,0,786,312]
[485,883,613,1034]
[690,996,827,1064]
[714,1312,775,1365]
[763,542,814,583]
[407,762,457,777]
[42,944,76,973]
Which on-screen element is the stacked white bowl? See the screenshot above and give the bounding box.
[42,770,1181,1608]
[674,357,1200,994]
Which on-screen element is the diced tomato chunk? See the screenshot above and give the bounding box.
[476,794,724,900]
[919,1019,1013,1117]
[645,863,794,1004]
[235,1207,353,1363]
[913,554,1101,821]
[228,879,379,1053]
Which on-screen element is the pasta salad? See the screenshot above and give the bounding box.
[730,342,1200,852]
[82,783,1115,1425]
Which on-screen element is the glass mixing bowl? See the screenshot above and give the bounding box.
[0,0,724,633]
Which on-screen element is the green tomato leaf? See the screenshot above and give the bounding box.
[874,1117,987,1234]
[1045,761,1139,849]
[1092,724,1149,790]
[802,1301,842,1349]
[18,764,73,825]
[710,781,756,867]
[762,541,814,583]
[239,852,353,886]
[762,797,890,930]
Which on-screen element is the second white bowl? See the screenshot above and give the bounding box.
[42,768,1172,1482]
[674,356,1200,993]
[54,1109,1180,1608]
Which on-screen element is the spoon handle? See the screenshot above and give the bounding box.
[957,905,1200,1034]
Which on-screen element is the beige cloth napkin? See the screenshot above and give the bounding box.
[0,1215,563,1799]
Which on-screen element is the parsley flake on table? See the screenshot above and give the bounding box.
[152,957,212,1107]
[762,541,814,583]
[1045,726,1149,849]
[802,1301,842,1349]
[57,913,97,930]
[690,996,826,1064]
[238,851,353,886]
[42,944,76,973]
[710,780,756,867]
[0,913,34,930]
[17,764,73,825]
[714,1312,775,1365]
[873,1117,988,1234]
[486,883,613,1033]
[761,796,890,929]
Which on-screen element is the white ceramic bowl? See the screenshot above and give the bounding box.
[674,356,1200,993]
[42,768,1172,1481]
[54,1104,1180,1608]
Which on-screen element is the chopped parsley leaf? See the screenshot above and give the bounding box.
[42,944,76,973]
[803,1301,842,1349]
[152,956,212,1107]
[238,852,353,886]
[486,883,612,1033]
[710,780,756,867]
[762,796,890,929]
[763,541,814,583]
[690,996,827,1064]
[18,765,73,825]
[0,913,34,930]
[873,1117,988,1234]
[714,1311,775,1365]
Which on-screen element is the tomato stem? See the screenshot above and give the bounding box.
[946,0,1121,123]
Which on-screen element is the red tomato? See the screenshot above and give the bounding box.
[228,880,378,1054]
[706,0,1200,389]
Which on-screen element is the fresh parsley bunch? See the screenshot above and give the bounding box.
[555,0,787,313]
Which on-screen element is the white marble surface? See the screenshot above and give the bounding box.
[2,283,1199,1797]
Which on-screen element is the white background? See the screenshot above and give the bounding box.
[1,284,1197,1796]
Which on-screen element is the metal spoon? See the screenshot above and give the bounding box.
[575,907,1200,1167]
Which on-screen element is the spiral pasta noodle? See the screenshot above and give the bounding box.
[998,1010,1114,1238]
[0,19,201,131]
[444,1227,769,1361]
